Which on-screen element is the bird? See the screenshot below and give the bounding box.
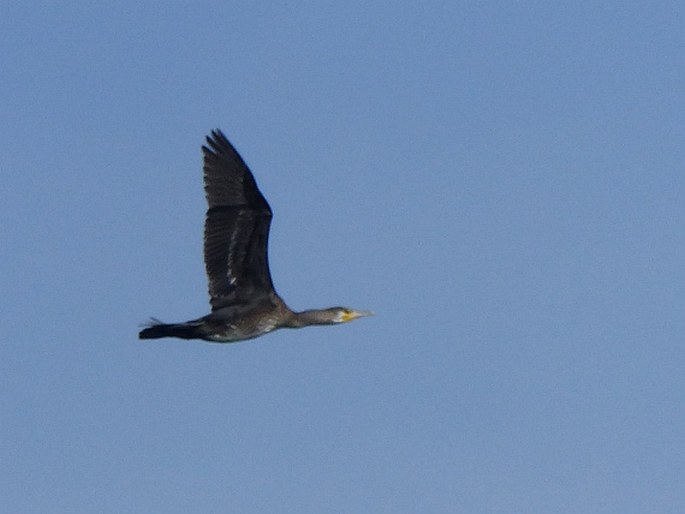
[139,129,372,343]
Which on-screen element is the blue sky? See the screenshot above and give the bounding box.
[2,2,684,512]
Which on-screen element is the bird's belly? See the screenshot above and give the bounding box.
[205,320,278,343]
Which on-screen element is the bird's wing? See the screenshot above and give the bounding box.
[202,130,274,311]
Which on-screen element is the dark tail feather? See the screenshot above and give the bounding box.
[138,319,202,340]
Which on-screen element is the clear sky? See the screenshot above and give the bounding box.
[2,2,684,513]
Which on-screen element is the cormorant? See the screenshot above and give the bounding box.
[139,130,372,343]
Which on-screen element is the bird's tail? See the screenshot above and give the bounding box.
[138,318,203,340]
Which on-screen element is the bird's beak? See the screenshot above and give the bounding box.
[343,309,374,322]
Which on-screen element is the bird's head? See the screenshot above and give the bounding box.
[290,306,374,327]
[329,307,374,324]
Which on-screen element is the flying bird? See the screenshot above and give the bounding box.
[139,130,372,343]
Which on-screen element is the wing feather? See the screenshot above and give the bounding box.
[202,130,274,310]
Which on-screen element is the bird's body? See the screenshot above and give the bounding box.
[139,130,371,343]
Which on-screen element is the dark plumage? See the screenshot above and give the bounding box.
[139,130,372,343]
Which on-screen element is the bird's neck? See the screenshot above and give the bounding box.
[284,309,335,328]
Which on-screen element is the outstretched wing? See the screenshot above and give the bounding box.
[202,130,274,310]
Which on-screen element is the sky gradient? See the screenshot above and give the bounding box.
[2,2,684,513]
